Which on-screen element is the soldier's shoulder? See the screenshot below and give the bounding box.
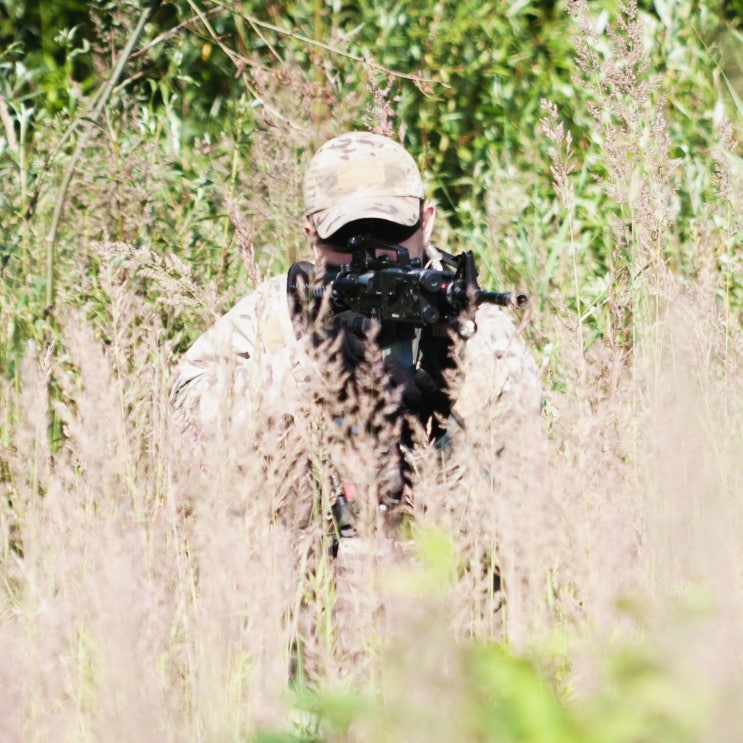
[223,274,287,318]
[179,274,288,360]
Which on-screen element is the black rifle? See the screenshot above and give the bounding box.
[316,235,526,338]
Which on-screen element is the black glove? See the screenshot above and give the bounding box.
[327,310,372,373]
[383,355,452,431]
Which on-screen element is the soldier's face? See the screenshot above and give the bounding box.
[309,203,436,267]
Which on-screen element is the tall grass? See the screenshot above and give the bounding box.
[1,1,743,740]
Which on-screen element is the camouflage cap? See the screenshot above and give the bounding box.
[303,132,424,240]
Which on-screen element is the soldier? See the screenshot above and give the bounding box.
[170,131,542,508]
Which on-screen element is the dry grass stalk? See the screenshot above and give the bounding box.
[565,0,678,352]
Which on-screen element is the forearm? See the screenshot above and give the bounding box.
[453,305,542,424]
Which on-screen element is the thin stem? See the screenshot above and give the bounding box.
[45,0,163,311]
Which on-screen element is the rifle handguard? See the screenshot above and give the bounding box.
[315,235,528,333]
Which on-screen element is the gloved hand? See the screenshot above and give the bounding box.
[327,310,372,373]
[383,355,452,430]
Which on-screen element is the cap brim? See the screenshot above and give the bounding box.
[312,195,421,240]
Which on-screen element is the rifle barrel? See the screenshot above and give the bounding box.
[477,290,528,309]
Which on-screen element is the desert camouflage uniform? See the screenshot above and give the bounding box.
[170,274,310,432]
[171,131,541,437]
[169,272,542,435]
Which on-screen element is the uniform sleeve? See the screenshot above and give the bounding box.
[169,276,311,436]
[452,303,542,424]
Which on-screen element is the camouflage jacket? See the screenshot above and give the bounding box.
[170,272,542,435]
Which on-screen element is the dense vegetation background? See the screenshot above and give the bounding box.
[1,0,743,740]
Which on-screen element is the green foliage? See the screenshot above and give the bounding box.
[0,0,738,475]
[249,531,716,742]
[0,0,97,114]
[310,0,577,211]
